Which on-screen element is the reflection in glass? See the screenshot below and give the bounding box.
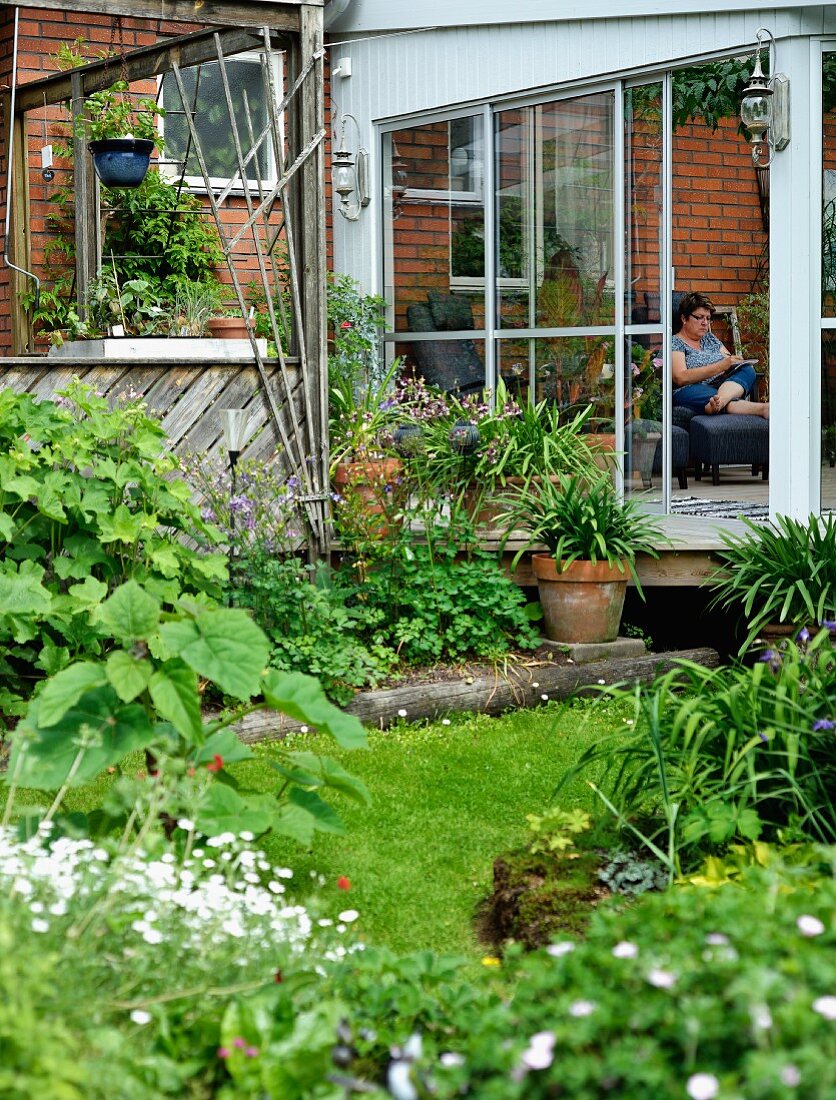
[382,117,485,333]
[624,335,664,503]
[822,333,836,511]
[497,336,614,430]
[495,92,615,330]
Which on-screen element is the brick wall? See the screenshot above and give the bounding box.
[0,7,316,354]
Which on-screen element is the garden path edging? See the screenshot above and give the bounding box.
[235,647,719,743]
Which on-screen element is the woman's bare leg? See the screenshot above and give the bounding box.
[726,398,769,418]
[704,380,744,414]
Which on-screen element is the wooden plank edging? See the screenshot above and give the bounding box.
[234,646,720,743]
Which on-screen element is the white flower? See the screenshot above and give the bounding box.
[546,941,575,957]
[750,1003,772,1030]
[812,995,836,1020]
[177,818,195,832]
[300,725,309,733]
[647,967,677,989]
[521,1040,554,1070]
[142,928,164,945]
[612,940,639,959]
[442,718,451,726]
[686,1073,719,1099]
[568,999,596,1017]
[130,1009,152,1025]
[440,1052,464,1068]
[239,831,254,842]
[206,832,236,847]
[797,914,825,937]
[780,1065,802,1087]
[397,708,408,717]
[704,932,729,945]
[338,909,359,923]
[31,918,49,933]
[597,678,606,684]
[541,693,549,701]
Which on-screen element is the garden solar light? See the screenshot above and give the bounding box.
[221,408,249,470]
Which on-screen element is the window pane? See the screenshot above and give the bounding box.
[497,335,614,424]
[162,61,273,182]
[382,117,485,335]
[495,91,615,330]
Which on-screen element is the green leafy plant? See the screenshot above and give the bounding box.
[559,631,836,875]
[598,849,667,896]
[525,806,591,855]
[327,272,387,392]
[0,382,227,723]
[77,79,164,145]
[708,513,836,652]
[504,472,662,593]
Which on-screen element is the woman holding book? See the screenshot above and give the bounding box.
[672,292,769,418]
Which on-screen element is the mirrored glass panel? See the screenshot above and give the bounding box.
[495,91,615,331]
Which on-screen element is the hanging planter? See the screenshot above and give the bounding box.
[88,137,155,188]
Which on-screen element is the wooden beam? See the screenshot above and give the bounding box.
[15,27,280,114]
[298,3,329,556]
[6,106,34,353]
[1,1,317,32]
[70,71,100,315]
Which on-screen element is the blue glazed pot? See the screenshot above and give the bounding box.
[88,138,154,188]
[449,420,480,455]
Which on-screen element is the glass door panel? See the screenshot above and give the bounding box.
[823,54,836,509]
[624,82,664,503]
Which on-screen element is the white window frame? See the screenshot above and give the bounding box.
[159,51,283,195]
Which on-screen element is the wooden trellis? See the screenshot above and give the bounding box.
[2,2,329,555]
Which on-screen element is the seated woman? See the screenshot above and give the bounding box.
[672,292,769,418]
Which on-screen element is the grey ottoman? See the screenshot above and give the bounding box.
[689,414,769,486]
[651,425,691,489]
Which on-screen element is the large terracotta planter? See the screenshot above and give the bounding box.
[532,553,629,643]
[333,458,403,536]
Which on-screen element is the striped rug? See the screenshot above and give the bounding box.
[670,498,770,522]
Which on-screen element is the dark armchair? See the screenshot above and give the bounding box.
[405,290,485,395]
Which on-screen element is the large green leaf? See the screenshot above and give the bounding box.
[0,513,15,540]
[158,608,270,700]
[106,649,153,703]
[288,786,346,835]
[7,686,155,789]
[148,659,202,740]
[36,661,108,727]
[262,670,368,749]
[279,751,371,805]
[67,575,109,609]
[95,580,161,642]
[269,801,318,846]
[194,784,275,837]
[195,727,254,766]
[97,505,153,544]
[0,563,52,617]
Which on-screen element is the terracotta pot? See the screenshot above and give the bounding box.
[583,432,618,477]
[532,552,629,643]
[333,458,403,536]
[208,315,251,340]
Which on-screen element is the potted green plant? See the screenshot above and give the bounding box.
[170,280,223,337]
[80,80,164,188]
[503,473,662,643]
[708,513,836,652]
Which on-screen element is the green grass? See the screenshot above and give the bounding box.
[248,697,625,959]
[3,696,628,962]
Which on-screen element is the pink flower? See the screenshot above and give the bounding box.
[217,1047,231,1059]
[340,320,352,329]
[206,754,224,773]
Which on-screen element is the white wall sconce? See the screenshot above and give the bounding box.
[333,112,370,221]
[740,27,790,168]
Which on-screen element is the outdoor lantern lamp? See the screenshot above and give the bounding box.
[333,113,370,221]
[740,27,790,168]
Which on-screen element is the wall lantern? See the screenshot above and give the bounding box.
[740,27,790,168]
[333,113,370,221]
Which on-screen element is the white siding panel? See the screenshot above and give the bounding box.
[329,7,826,283]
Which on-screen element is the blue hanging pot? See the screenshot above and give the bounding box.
[88,138,154,188]
[449,420,480,455]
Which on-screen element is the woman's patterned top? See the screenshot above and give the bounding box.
[672,332,726,388]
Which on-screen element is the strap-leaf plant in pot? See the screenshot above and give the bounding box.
[81,80,164,188]
[502,472,662,643]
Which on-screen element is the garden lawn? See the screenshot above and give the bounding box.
[247,698,623,960]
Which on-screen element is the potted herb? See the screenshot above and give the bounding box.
[504,473,662,643]
[170,280,223,337]
[708,513,836,652]
[80,80,164,188]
